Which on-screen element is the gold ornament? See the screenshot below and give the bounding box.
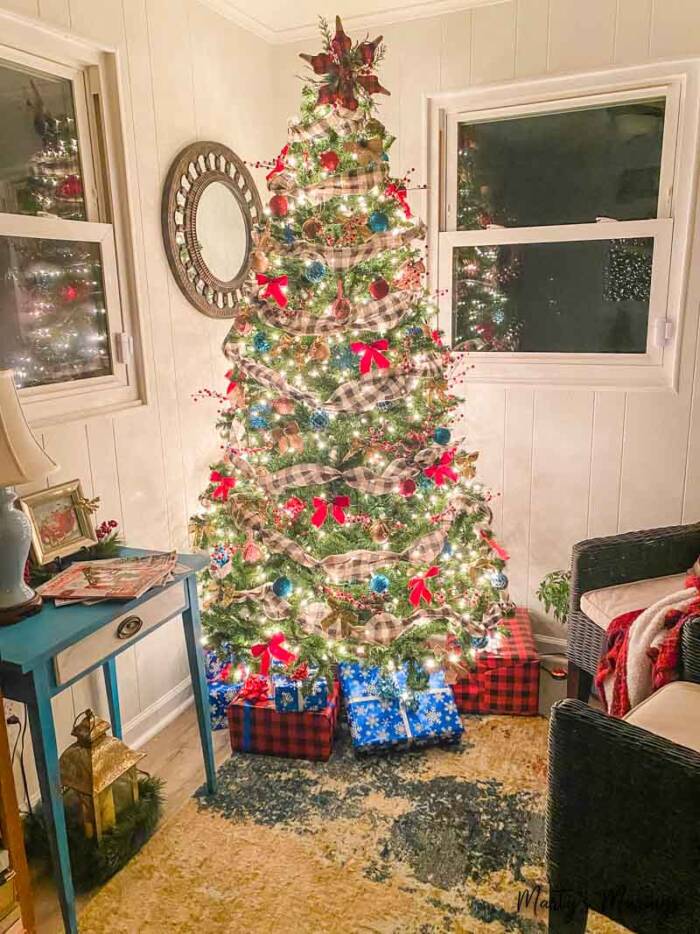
[370,520,390,543]
[455,451,479,480]
[331,279,352,322]
[343,137,384,166]
[272,396,295,415]
[302,217,324,240]
[310,336,330,362]
[271,421,304,454]
[250,250,269,274]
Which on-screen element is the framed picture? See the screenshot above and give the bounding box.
[20,480,98,565]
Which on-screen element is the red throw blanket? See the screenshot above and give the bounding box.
[595,597,700,718]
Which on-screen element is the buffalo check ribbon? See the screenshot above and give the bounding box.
[287,107,362,141]
[285,222,427,273]
[254,290,421,337]
[269,164,388,204]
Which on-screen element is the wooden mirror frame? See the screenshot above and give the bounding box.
[161,141,263,318]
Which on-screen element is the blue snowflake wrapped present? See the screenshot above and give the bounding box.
[272,666,329,713]
[209,680,242,730]
[338,662,463,753]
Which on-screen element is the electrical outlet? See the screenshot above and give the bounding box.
[3,699,23,723]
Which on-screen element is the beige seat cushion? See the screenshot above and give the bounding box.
[624,681,700,754]
[580,573,688,629]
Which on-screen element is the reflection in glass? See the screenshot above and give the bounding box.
[0,237,112,387]
[452,238,653,354]
[196,182,247,282]
[457,99,665,230]
[0,57,86,219]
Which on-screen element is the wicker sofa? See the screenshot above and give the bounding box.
[567,522,700,700]
[547,618,700,933]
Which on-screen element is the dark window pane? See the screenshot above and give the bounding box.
[0,237,112,387]
[0,58,87,219]
[457,99,665,229]
[452,238,653,354]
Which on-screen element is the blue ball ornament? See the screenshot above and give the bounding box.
[492,309,506,325]
[370,573,390,594]
[489,571,509,590]
[368,210,389,233]
[471,634,488,651]
[418,474,432,491]
[330,345,355,371]
[253,331,271,353]
[377,400,395,411]
[441,541,453,559]
[272,576,293,598]
[406,326,423,337]
[304,260,327,283]
[283,225,295,245]
[433,427,451,445]
[310,409,330,430]
[248,415,269,430]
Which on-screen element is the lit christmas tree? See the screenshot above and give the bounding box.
[193,17,513,689]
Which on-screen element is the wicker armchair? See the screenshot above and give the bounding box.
[547,618,700,933]
[567,522,700,700]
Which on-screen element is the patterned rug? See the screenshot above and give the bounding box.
[78,716,625,933]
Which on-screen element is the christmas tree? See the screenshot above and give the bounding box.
[193,16,513,689]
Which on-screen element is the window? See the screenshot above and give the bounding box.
[0,16,144,424]
[429,63,700,389]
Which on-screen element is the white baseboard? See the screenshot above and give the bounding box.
[535,633,568,656]
[123,677,194,750]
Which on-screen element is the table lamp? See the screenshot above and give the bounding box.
[0,370,57,624]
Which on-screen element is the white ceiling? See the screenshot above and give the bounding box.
[202,0,504,43]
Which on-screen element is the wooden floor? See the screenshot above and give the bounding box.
[34,704,231,933]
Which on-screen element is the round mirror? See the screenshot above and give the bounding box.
[161,141,263,318]
[196,181,248,283]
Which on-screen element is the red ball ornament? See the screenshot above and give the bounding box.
[57,174,83,199]
[269,194,289,217]
[59,283,79,303]
[369,278,390,301]
[319,150,339,172]
[399,479,417,497]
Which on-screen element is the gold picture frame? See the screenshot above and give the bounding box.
[19,480,98,566]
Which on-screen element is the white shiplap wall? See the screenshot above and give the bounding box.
[274,0,700,645]
[0,0,275,802]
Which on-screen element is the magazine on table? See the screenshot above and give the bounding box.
[38,552,185,604]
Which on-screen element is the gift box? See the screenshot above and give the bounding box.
[272,670,329,713]
[208,679,242,731]
[338,662,463,754]
[228,679,340,761]
[452,608,540,715]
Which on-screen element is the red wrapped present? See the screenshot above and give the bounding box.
[228,678,339,761]
[453,608,540,715]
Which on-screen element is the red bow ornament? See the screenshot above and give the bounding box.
[257,273,288,308]
[210,470,236,501]
[408,566,440,607]
[424,450,458,487]
[224,370,246,408]
[385,181,412,219]
[479,531,510,561]
[351,339,390,375]
[311,495,350,528]
[238,674,270,704]
[251,632,296,676]
[265,144,289,182]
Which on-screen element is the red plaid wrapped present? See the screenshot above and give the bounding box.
[228,679,339,761]
[453,609,540,715]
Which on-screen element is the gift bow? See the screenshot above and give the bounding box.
[311,495,350,528]
[408,566,440,607]
[250,632,296,676]
[424,450,458,486]
[265,144,289,182]
[271,421,303,454]
[386,181,412,219]
[350,339,390,375]
[290,662,309,681]
[256,273,288,308]
[238,674,270,704]
[210,470,236,501]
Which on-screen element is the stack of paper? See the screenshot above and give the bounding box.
[37,553,185,606]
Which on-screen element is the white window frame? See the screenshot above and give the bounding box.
[426,60,700,391]
[0,12,147,425]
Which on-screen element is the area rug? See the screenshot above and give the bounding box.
[78,716,626,933]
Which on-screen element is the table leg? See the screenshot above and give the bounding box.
[102,657,122,739]
[26,668,77,934]
[182,576,217,794]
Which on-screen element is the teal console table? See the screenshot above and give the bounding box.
[0,548,214,933]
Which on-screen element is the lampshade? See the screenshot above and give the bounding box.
[0,370,57,486]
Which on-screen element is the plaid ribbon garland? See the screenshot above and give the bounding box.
[255,290,420,337]
[287,108,361,141]
[223,342,318,408]
[269,164,388,204]
[285,222,427,273]
[224,582,291,620]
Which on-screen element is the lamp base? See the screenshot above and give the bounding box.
[0,591,42,626]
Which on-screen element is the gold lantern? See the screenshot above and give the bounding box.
[59,709,145,842]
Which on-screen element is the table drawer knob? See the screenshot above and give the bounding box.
[116,616,143,640]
